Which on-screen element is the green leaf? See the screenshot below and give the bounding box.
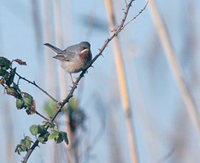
[25,107,35,115]
[43,100,57,117]
[15,136,33,155]
[48,130,59,139]
[38,125,46,135]
[16,98,24,109]
[3,72,9,80]
[54,133,63,143]
[25,136,33,142]
[60,131,69,145]
[6,67,16,86]
[42,121,48,126]
[24,139,31,148]
[30,125,38,136]
[6,87,19,98]
[20,139,26,147]
[0,69,7,76]
[0,57,11,70]
[37,136,45,144]
[43,133,50,142]
[22,93,33,107]
[20,140,27,151]
[42,121,56,129]
[49,123,56,129]
[37,134,48,144]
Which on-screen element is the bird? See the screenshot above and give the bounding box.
[44,41,92,86]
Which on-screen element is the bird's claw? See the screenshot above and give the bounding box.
[72,81,78,87]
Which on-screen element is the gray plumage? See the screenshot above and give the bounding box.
[44,41,92,74]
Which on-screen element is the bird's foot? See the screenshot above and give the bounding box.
[72,81,78,87]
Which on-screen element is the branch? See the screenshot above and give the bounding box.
[22,0,147,162]
[121,0,149,30]
[35,110,50,121]
[22,140,39,163]
[15,71,58,103]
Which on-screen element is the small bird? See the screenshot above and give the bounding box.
[44,41,92,85]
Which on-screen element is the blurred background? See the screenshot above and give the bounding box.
[0,0,200,163]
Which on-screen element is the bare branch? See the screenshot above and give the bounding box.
[35,110,50,121]
[15,71,58,103]
[121,0,149,31]
[22,0,146,162]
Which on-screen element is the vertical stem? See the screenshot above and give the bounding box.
[52,0,69,162]
[148,0,200,139]
[42,1,57,162]
[53,0,75,162]
[42,0,56,97]
[104,0,138,163]
[53,0,67,99]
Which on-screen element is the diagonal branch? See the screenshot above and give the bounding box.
[22,0,147,162]
[15,71,58,103]
[35,110,50,121]
[121,0,149,30]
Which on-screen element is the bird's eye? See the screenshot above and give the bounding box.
[82,47,87,50]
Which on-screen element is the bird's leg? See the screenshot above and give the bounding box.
[69,73,77,87]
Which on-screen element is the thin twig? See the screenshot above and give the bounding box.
[22,0,146,162]
[35,111,50,121]
[104,0,143,162]
[1,75,50,121]
[121,0,149,31]
[22,140,39,163]
[15,71,58,103]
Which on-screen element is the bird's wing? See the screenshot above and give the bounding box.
[64,44,81,55]
[52,44,80,62]
[53,54,74,61]
[44,43,78,61]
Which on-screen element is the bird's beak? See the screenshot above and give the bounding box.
[80,48,89,55]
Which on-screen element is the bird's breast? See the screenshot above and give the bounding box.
[60,50,92,73]
[60,59,84,73]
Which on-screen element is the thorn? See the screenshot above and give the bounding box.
[72,82,78,88]
[98,49,102,53]
[57,101,62,107]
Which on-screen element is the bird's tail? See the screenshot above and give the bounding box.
[44,43,63,54]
